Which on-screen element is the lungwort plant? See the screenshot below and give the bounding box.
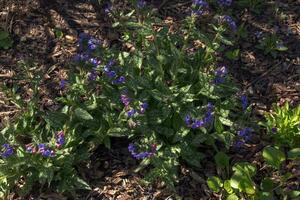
[0,0,244,197]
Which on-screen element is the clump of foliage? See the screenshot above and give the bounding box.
[256,34,288,58]
[263,103,300,148]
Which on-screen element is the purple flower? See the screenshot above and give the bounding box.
[38,143,46,153]
[89,58,101,66]
[207,102,214,112]
[59,79,67,90]
[135,152,150,159]
[25,144,36,153]
[193,0,208,7]
[185,115,192,126]
[42,149,55,157]
[127,109,136,118]
[215,66,227,76]
[88,69,98,81]
[203,112,213,124]
[213,66,227,84]
[128,143,136,153]
[271,127,277,134]
[104,3,112,13]
[88,38,100,50]
[121,94,131,106]
[137,0,146,8]
[55,131,65,148]
[217,0,232,6]
[187,103,214,129]
[112,76,126,84]
[128,143,156,160]
[106,70,117,78]
[107,59,116,67]
[222,15,237,31]
[192,119,205,129]
[103,60,116,72]
[192,0,209,15]
[241,95,248,111]
[238,128,253,141]
[42,149,51,157]
[37,143,55,157]
[1,144,14,158]
[140,102,148,114]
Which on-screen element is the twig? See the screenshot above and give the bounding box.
[0,110,19,117]
[245,62,281,89]
[0,72,14,78]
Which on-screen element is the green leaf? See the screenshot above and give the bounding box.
[107,127,127,137]
[226,194,238,200]
[207,176,223,192]
[230,162,256,195]
[225,49,240,61]
[263,146,285,169]
[289,190,300,198]
[44,112,68,129]
[0,31,9,40]
[230,173,256,194]
[260,178,274,192]
[219,35,234,46]
[232,162,256,177]
[214,151,229,168]
[219,117,233,127]
[74,108,93,121]
[259,192,273,200]
[288,148,300,160]
[276,44,288,51]
[224,180,233,194]
[74,177,91,190]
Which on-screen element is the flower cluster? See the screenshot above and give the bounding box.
[120,90,148,119]
[26,143,55,158]
[126,102,148,118]
[185,103,214,129]
[121,93,131,107]
[78,33,100,52]
[213,66,227,84]
[128,143,157,160]
[191,0,209,15]
[73,33,102,81]
[37,144,55,158]
[233,127,253,149]
[221,15,237,31]
[103,60,126,84]
[217,0,232,6]
[24,131,65,158]
[1,144,14,158]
